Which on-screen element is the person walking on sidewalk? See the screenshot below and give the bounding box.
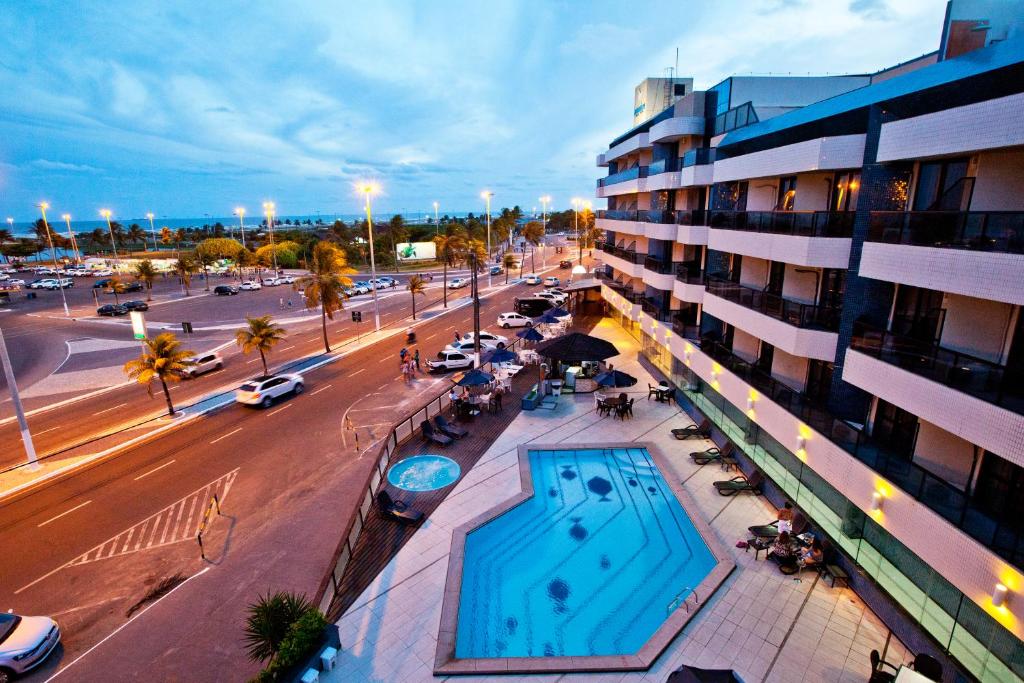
[454,331,461,344]
[399,346,408,365]
[413,348,421,371]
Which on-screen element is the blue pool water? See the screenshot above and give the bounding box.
[455,447,716,659]
[387,455,461,491]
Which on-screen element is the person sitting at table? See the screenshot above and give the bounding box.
[799,538,824,569]
[777,502,795,533]
[768,531,796,562]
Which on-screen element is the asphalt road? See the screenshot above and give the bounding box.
[0,263,570,680]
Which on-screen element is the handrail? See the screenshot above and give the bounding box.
[705,275,841,331]
[597,165,649,188]
[675,261,703,284]
[681,147,717,167]
[866,210,1024,254]
[643,255,675,274]
[667,586,697,613]
[708,210,855,238]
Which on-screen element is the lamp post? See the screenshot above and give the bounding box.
[234,207,247,249]
[262,201,278,273]
[539,195,551,271]
[0,325,38,469]
[38,203,70,316]
[100,209,121,264]
[571,197,581,265]
[433,201,439,235]
[62,213,81,263]
[481,191,493,289]
[359,183,382,331]
[146,212,157,252]
[582,200,592,260]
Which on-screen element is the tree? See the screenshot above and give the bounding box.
[134,260,157,301]
[503,253,517,284]
[236,248,257,281]
[294,242,354,353]
[174,228,187,255]
[407,274,427,319]
[195,249,216,291]
[197,237,244,262]
[107,276,128,304]
[242,592,315,665]
[173,256,198,296]
[123,332,195,416]
[522,221,545,273]
[235,315,286,376]
[432,233,464,308]
[159,227,173,254]
[0,229,11,263]
[127,224,146,256]
[386,215,407,273]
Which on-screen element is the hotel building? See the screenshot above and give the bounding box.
[594,6,1024,681]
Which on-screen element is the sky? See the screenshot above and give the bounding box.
[0,0,947,221]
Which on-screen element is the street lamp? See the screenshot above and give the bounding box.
[582,200,592,259]
[262,201,278,273]
[572,197,581,265]
[0,325,38,469]
[358,182,382,331]
[100,208,121,264]
[146,212,156,252]
[61,213,81,263]
[481,190,493,289]
[539,196,551,269]
[37,202,70,316]
[433,201,439,235]
[234,207,247,249]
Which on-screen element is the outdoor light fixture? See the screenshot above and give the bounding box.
[796,435,806,450]
[993,583,1009,608]
[746,397,755,411]
[871,491,884,512]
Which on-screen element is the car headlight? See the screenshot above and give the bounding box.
[13,649,31,660]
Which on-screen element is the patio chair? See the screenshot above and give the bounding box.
[869,650,898,683]
[910,653,943,681]
[647,383,660,400]
[421,420,453,446]
[615,398,634,420]
[376,490,424,525]
[434,414,468,439]
[748,510,807,539]
[672,418,710,440]
[690,442,734,466]
[596,399,613,417]
[713,471,764,496]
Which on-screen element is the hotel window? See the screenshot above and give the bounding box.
[913,157,971,211]
[831,171,860,212]
[776,176,797,210]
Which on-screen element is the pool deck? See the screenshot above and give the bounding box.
[323,318,916,682]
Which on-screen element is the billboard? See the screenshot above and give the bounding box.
[395,241,436,261]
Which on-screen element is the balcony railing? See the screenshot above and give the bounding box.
[648,157,678,176]
[681,147,716,168]
[597,165,649,188]
[604,246,645,264]
[672,316,701,339]
[867,211,1024,254]
[597,209,640,221]
[675,262,704,284]
[643,255,675,275]
[851,321,1024,415]
[608,283,643,303]
[705,275,841,331]
[709,210,855,238]
[598,209,708,226]
[699,339,1024,568]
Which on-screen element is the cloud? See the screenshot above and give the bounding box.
[29,159,100,172]
[560,23,643,60]
[849,0,889,19]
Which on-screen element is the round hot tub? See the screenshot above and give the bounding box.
[387,454,461,492]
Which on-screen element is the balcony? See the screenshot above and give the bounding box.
[671,314,701,339]
[596,165,649,188]
[644,209,707,226]
[642,255,674,274]
[705,276,840,331]
[640,298,677,323]
[867,211,1024,254]
[709,210,854,238]
[647,157,681,176]
[713,134,866,183]
[681,147,716,167]
[675,262,703,284]
[597,209,640,221]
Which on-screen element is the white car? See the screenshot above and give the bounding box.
[92,269,113,277]
[43,278,73,290]
[3,278,25,287]
[460,331,509,348]
[444,339,501,354]
[524,274,542,285]
[260,276,282,286]
[537,291,567,306]
[277,274,295,284]
[426,351,474,372]
[0,612,61,678]
[372,277,394,289]
[240,280,262,291]
[235,373,305,408]
[183,351,223,378]
[543,276,560,287]
[448,277,470,289]
[497,312,533,328]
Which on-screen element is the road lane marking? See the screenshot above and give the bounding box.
[247,358,259,364]
[309,384,332,396]
[35,425,61,435]
[209,427,243,444]
[37,500,92,528]
[423,333,437,340]
[267,403,292,416]
[93,402,128,415]
[349,368,365,376]
[133,459,176,481]
[377,357,390,364]
[281,345,295,351]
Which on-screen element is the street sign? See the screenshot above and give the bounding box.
[130,311,147,340]
[351,311,362,323]
[181,321,193,334]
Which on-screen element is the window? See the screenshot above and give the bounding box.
[913,157,971,211]
[831,172,861,211]
[777,176,797,210]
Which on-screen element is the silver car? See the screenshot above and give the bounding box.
[0,612,61,680]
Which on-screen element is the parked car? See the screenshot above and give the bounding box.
[92,269,113,277]
[0,612,61,679]
[351,282,371,294]
[537,291,567,306]
[214,285,240,296]
[277,274,295,284]
[514,296,553,317]
[260,276,281,286]
[107,281,143,293]
[460,331,509,348]
[239,280,262,291]
[96,304,128,316]
[234,373,305,408]
[543,276,560,287]
[559,260,572,269]
[43,278,73,290]
[25,279,49,289]
[497,312,533,328]
[524,274,542,285]
[426,351,474,373]
[444,339,501,355]
[372,277,395,289]
[489,265,503,276]
[93,279,112,289]
[3,278,25,287]
[448,277,470,289]
[183,351,223,378]
[32,267,58,276]
[122,300,149,311]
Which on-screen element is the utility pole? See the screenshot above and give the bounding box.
[470,252,481,367]
[0,326,38,469]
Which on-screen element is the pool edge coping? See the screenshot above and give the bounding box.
[434,441,737,676]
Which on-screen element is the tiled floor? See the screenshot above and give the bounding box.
[323,319,913,682]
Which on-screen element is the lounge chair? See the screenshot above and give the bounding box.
[713,471,764,496]
[748,510,807,539]
[421,420,453,446]
[376,490,423,524]
[434,414,468,439]
[690,442,734,465]
[672,418,710,440]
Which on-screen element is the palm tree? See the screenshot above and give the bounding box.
[235,315,286,376]
[174,256,198,296]
[195,249,215,292]
[0,229,12,263]
[127,224,146,256]
[387,215,407,273]
[503,253,517,284]
[89,228,107,255]
[243,592,316,665]
[134,260,157,301]
[294,242,354,353]
[407,274,427,319]
[174,228,187,255]
[522,220,545,273]
[432,233,464,308]
[236,248,256,281]
[107,276,128,304]
[123,332,195,416]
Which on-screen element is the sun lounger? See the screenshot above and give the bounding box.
[434,414,468,439]
[672,418,711,440]
[713,471,764,496]
[421,420,453,446]
[690,442,734,465]
[376,490,423,524]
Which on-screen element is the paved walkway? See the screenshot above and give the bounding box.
[324,318,914,682]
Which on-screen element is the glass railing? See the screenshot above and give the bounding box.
[648,158,678,176]
[867,211,1024,254]
[709,210,855,238]
[607,246,645,264]
[642,255,675,274]
[596,165,649,188]
[672,316,701,339]
[712,102,758,136]
[642,209,708,226]
[705,275,841,331]
[674,262,704,284]
[680,147,717,168]
[596,209,640,221]
[851,321,1024,415]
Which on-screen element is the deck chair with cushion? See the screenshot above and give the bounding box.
[690,442,734,466]
[434,414,468,439]
[713,471,764,496]
[672,418,710,440]
[748,510,808,540]
[376,490,424,525]
[421,420,453,446]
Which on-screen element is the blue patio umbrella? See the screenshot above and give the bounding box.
[534,312,562,324]
[516,327,545,342]
[594,369,637,387]
[548,307,571,317]
[455,368,495,387]
[482,348,517,364]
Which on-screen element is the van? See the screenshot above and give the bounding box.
[513,296,553,317]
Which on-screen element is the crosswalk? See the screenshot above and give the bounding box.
[66,469,238,568]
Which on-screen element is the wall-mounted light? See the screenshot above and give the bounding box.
[870,491,884,512]
[796,435,806,451]
[746,397,755,411]
[993,583,1009,608]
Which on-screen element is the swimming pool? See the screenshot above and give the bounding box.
[442,445,729,672]
[387,454,461,492]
